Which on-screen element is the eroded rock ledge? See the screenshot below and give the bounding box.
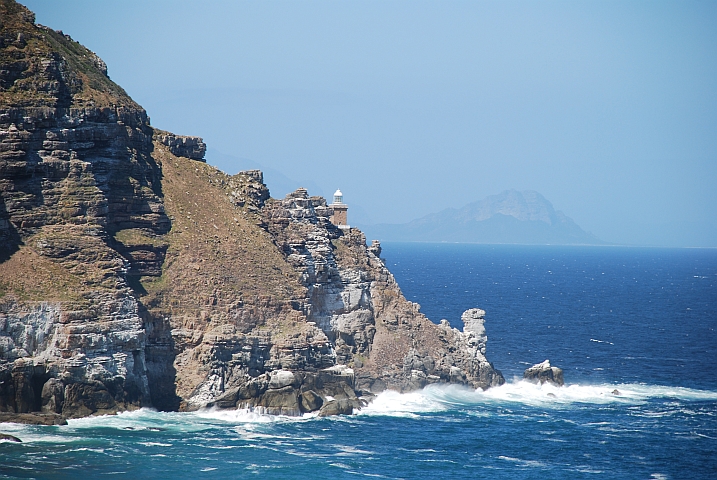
[0,0,503,422]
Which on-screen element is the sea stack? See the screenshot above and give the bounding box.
[523,360,565,386]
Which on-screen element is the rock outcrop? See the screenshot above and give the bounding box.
[262,190,504,394]
[523,360,564,386]
[155,132,206,162]
[0,0,503,422]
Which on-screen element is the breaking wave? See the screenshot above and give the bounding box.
[358,381,717,416]
[3,381,716,442]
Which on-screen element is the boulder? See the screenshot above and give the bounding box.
[268,370,298,389]
[62,382,118,418]
[256,386,300,416]
[318,398,354,417]
[299,390,323,413]
[523,360,564,386]
[206,387,240,409]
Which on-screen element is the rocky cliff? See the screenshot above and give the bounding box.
[0,0,503,422]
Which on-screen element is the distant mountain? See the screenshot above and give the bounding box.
[360,190,604,245]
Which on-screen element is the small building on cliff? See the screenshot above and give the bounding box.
[330,189,349,229]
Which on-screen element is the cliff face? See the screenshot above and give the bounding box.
[0,0,502,421]
[263,192,504,394]
[0,0,165,420]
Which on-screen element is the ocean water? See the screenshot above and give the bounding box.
[2,244,716,479]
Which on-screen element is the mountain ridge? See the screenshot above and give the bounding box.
[361,189,604,245]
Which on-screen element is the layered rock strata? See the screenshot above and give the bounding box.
[1,0,161,419]
[0,0,503,421]
[262,190,505,394]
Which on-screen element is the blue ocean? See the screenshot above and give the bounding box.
[2,244,716,479]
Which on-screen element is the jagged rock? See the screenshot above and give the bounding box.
[263,190,505,394]
[0,432,22,442]
[367,240,382,257]
[462,308,487,355]
[612,389,621,396]
[523,360,565,386]
[299,390,323,412]
[318,398,354,417]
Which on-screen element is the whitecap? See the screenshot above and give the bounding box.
[357,381,717,416]
[333,445,375,456]
[194,407,318,425]
[66,447,106,454]
[497,455,548,468]
[358,388,447,417]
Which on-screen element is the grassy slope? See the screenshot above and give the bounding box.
[145,145,313,399]
[145,144,306,323]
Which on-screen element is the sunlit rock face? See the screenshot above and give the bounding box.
[263,189,504,396]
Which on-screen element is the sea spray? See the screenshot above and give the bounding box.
[359,381,717,416]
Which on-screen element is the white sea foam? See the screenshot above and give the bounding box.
[358,389,447,417]
[194,408,281,424]
[194,407,319,425]
[357,381,717,416]
[5,381,713,444]
[497,455,549,468]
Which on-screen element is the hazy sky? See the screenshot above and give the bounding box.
[23,0,717,246]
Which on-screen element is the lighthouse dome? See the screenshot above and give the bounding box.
[333,189,343,204]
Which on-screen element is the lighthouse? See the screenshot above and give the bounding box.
[329,189,349,228]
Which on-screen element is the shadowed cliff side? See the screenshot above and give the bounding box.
[0,0,161,420]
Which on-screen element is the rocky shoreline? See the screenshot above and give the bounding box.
[0,0,503,424]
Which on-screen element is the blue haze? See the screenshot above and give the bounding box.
[21,0,717,247]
